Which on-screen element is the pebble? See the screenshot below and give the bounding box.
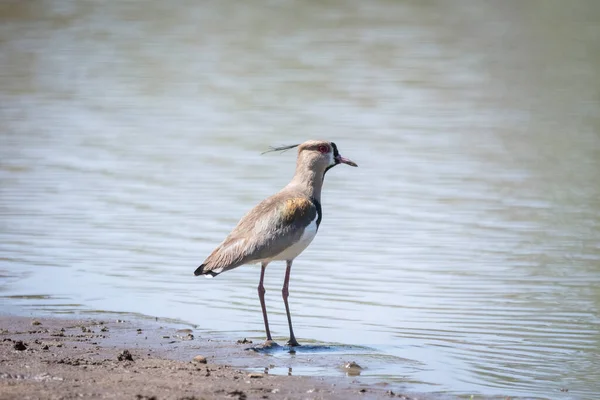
[31,320,42,326]
[179,333,194,340]
[344,361,362,369]
[192,355,207,364]
[343,361,363,376]
[13,341,27,351]
[117,350,134,361]
[248,373,263,378]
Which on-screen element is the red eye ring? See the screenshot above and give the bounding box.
[318,145,329,154]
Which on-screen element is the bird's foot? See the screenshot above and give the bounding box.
[261,339,280,349]
[246,339,281,353]
[286,339,301,347]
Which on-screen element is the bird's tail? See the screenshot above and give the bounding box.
[194,264,220,278]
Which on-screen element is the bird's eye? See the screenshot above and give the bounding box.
[318,145,329,154]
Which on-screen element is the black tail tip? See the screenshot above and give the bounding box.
[194,264,219,277]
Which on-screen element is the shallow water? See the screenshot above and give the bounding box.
[1,0,600,398]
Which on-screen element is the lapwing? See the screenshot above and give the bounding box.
[194,140,357,347]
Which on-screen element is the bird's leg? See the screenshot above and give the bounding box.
[282,260,300,347]
[258,262,274,345]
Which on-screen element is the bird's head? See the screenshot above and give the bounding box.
[265,140,357,176]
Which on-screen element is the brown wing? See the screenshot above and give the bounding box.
[194,193,317,277]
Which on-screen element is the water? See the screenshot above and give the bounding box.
[1,0,600,398]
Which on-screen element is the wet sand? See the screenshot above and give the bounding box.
[0,315,426,400]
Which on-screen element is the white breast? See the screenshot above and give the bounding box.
[271,218,318,261]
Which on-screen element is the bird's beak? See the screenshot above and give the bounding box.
[336,154,358,167]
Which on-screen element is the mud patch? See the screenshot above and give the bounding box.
[0,315,428,400]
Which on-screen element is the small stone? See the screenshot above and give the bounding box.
[42,345,49,350]
[192,355,207,364]
[13,341,27,351]
[344,361,362,369]
[359,388,367,393]
[31,320,42,326]
[343,361,363,376]
[248,373,263,378]
[237,338,253,344]
[117,350,134,361]
[227,391,245,399]
[179,333,194,340]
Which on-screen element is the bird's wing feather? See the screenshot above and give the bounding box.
[195,193,317,276]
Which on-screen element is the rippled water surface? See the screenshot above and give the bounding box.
[1,1,600,398]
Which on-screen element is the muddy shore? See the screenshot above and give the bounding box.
[0,315,430,400]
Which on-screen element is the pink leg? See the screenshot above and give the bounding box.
[258,262,273,342]
[283,260,300,346]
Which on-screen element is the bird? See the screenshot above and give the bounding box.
[194,140,357,347]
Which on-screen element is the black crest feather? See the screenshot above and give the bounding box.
[261,144,300,155]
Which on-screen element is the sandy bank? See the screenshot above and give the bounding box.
[0,315,427,400]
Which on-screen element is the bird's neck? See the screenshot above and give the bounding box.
[287,164,324,202]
